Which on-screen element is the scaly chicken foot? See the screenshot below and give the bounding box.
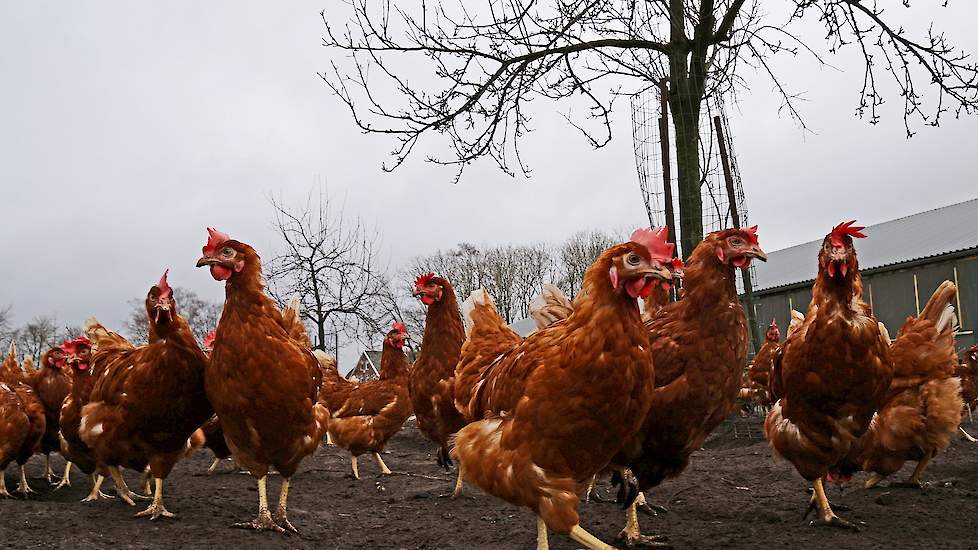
[537,516,550,550]
[273,477,298,533]
[135,478,176,520]
[863,474,884,490]
[37,454,60,483]
[616,500,671,548]
[233,476,285,533]
[0,472,11,497]
[53,462,73,490]
[109,466,147,506]
[81,474,115,502]
[584,474,606,503]
[568,524,617,550]
[634,491,668,516]
[891,455,933,489]
[808,478,859,531]
[451,464,464,499]
[350,455,360,480]
[374,452,392,475]
[17,466,35,496]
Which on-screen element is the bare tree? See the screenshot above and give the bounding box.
[0,305,12,350]
[124,287,221,346]
[403,241,555,326]
[267,191,393,354]
[556,230,616,299]
[14,316,59,365]
[322,1,978,256]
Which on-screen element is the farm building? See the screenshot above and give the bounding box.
[346,348,417,381]
[749,197,978,352]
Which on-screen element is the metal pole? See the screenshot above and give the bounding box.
[658,78,678,258]
[714,114,761,352]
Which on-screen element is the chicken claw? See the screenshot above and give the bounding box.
[233,476,287,534]
[53,462,73,490]
[0,474,11,497]
[134,478,176,520]
[17,466,35,496]
[807,478,860,531]
[233,514,286,534]
[616,500,671,548]
[135,503,176,520]
[81,475,115,502]
[273,478,298,534]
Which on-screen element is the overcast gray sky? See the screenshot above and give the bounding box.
[1,2,975,364]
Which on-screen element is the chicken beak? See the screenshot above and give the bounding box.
[196,256,217,268]
[749,246,768,262]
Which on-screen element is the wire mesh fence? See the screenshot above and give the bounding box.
[631,86,755,294]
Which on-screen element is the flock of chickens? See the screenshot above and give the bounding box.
[1,223,976,549]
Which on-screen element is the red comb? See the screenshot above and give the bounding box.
[415,272,436,287]
[829,221,866,247]
[61,337,92,353]
[769,318,778,329]
[202,330,217,349]
[392,322,407,334]
[203,227,231,256]
[630,226,675,262]
[158,269,172,300]
[746,225,760,245]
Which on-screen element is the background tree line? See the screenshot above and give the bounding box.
[0,305,81,366]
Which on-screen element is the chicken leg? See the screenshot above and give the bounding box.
[81,473,114,502]
[893,454,933,488]
[273,477,297,533]
[616,500,671,548]
[135,477,175,520]
[39,454,59,483]
[53,462,73,490]
[17,465,35,495]
[863,474,884,489]
[109,465,146,506]
[568,524,616,550]
[233,475,284,533]
[374,452,392,475]
[537,516,549,550]
[0,472,10,497]
[808,477,859,530]
[350,455,360,480]
[451,464,465,498]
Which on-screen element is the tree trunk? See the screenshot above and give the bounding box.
[669,88,704,260]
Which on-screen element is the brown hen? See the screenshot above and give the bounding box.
[328,323,413,478]
[409,272,468,470]
[451,228,678,550]
[0,342,46,497]
[80,271,213,518]
[765,221,892,529]
[846,281,962,488]
[197,228,328,533]
[27,346,72,483]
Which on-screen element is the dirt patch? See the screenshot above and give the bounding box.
[3,415,977,549]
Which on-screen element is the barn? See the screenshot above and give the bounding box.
[749,197,978,351]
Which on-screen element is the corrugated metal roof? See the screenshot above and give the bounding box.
[753,198,978,292]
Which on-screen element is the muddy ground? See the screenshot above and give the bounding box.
[3,414,977,549]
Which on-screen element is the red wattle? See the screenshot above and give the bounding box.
[626,277,647,299]
[827,262,837,277]
[210,264,233,281]
[420,295,435,306]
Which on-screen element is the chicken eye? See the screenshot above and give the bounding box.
[729,238,743,246]
[626,253,641,266]
[221,246,234,257]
